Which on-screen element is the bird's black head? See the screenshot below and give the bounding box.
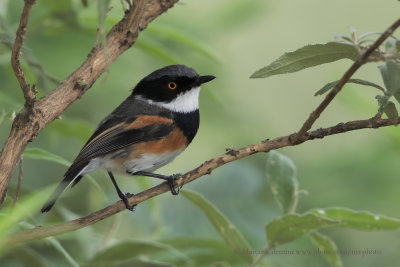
[132,65,215,106]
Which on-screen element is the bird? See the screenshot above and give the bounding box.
[41,64,215,212]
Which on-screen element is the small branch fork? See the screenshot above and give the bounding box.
[291,18,400,144]
[11,0,37,108]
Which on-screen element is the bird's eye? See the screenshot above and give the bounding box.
[168,82,177,90]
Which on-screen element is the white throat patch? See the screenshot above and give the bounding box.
[138,87,200,113]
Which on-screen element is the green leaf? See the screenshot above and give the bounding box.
[0,0,9,17]
[97,0,111,67]
[0,188,53,249]
[6,246,46,267]
[335,35,353,45]
[394,92,400,105]
[266,213,339,248]
[383,101,398,119]
[315,79,385,96]
[98,0,111,29]
[181,190,253,264]
[379,60,400,93]
[376,94,390,113]
[42,0,75,13]
[47,118,92,142]
[163,238,245,266]
[41,0,79,28]
[0,92,21,110]
[119,0,131,11]
[90,240,190,264]
[215,1,267,29]
[136,38,178,64]
[0,30,60,91]
[385,39,399,54]
[309,232,343,267]
[265,151,298,214]
[0,33,13,46]
[250,42,358,78]
[15,220,79,267]
[0,110,7,126]
[309,207,400,230]
[97,0,111,44]
[358,31,383,41]
[0,32,31,56]
[24,147,70,167]
[146,25,221,63]
[46,238,79,267]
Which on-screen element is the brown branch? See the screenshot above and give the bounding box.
[6,116,400,245]
[251,247,271,267]
[11,0,37,108]
[291,18,400,143]
[0,0,179,206]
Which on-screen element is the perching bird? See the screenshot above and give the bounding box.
[41,65,215,212]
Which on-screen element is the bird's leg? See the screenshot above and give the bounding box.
[131,171,182,195]
[107,171,135,211]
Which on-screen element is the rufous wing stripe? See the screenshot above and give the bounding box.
[82,116,173,151]
[126,115,173,130]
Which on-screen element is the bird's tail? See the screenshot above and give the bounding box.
[41,162,87,213]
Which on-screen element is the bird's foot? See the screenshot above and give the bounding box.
[167,173,183,196]
[120,192,136,211]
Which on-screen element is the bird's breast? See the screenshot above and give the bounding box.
[108,126,188,174]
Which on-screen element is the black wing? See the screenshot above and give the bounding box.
[41,115,174,213]
[74,122,173,165]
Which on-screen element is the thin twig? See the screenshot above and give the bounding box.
[251,247,271,267]
[291,18,400,143]
[11,0,37,108]
[6,115,400,245]
[94,6,114,47]
[12,155,23,208]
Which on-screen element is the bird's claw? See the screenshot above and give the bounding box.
[122,192,136,211]
[168,173,182,195]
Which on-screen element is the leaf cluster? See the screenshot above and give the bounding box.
[251,31,400,119]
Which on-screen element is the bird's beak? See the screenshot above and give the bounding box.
[195,75,216,86]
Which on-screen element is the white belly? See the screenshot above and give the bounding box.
[124,150,184,173]
[82,149,184,175]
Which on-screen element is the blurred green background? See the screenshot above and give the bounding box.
[0,0,400,266]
